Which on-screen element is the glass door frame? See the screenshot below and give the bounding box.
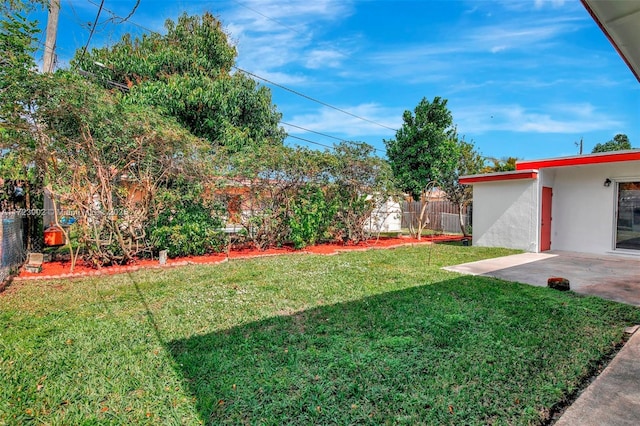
[614,179,640,252]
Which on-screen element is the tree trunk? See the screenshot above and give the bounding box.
[458,203,467,236]
[417,200,429,241]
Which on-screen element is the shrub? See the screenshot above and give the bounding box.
[148,185,226,258]
[288,184,336,249]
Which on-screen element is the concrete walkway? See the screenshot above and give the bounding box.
[555,326,640,426]
[444,251,640,425]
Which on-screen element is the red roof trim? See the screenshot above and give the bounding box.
[459,170,538,185]
[517,151,640,170]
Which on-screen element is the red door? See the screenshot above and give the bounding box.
[540,187,552,251]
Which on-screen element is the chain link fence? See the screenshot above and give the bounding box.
[0,211,27,283]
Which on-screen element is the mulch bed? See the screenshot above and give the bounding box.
[16,234,464,280]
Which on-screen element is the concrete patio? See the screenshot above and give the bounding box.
[444,250,640,306]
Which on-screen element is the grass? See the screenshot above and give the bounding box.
[1,243,639,425]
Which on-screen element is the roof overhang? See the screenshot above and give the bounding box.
[459,170,538,185]
[581,0,640,82]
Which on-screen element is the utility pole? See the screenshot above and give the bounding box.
[43,0,60,73]
[575,137,583,155]
[35,1,61,252]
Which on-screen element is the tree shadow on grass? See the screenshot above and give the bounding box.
[165,276,637,425]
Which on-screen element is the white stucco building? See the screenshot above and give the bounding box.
[460,151,640,256]
[459,1,640,256]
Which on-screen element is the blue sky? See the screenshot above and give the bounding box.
[30,0,640,161]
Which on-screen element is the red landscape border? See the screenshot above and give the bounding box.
[13,235,465,281]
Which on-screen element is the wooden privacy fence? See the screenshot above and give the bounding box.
[401,200,471,234]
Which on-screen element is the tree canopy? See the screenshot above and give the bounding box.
[0,11,39,146]
[440,136,484,235]
[482,156,518,173]
[591,134,632,153]
[384,96,459,201]
[73,12,285,153]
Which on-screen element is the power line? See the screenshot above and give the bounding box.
[78,0,105,65]
[234,66,397,132]
[63,0,89,29]
[285,134,335,150]
[281,121,386,154]
[114,0,141,24]
[281,121,345,142]
[86,0,157,34]
[227,0,404,104]
[286,135,386,158]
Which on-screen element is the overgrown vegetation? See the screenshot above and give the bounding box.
[148,183,227,258]
[1,245,639,424]
[221,142,395,250]
[288,183,335,249]
[73,12,285,155]
[1,7,397,268]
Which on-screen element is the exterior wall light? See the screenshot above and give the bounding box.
[604,178,612,187]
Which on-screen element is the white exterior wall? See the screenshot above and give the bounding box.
[472,179,539,251]
[365,199,402,233]
[549,161,640,254]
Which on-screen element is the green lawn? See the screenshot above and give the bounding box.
[1,244,639,425]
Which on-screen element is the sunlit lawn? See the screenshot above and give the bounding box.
[1,243,639,425]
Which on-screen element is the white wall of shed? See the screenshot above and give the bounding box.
[365,199,402,233]
[472,179,539,251]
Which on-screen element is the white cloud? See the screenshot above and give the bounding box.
[534,0,566,9]
[363,11,588,80]
[454,103,623,134]
[465,16,586,53]
[221,0,355,82]
[287,103,400,138]
[239,69,308,86]
[305,49,345,69]
[498,0,569,12]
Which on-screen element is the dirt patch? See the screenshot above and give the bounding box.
[14,234,463,281]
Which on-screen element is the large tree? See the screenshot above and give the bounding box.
[73,12,285,153]
[384,96,459,238]
[592,133,632,153]
[1,8,215,266]
[440,136,484,236]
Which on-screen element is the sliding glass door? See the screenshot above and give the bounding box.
[616,181,640,251]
